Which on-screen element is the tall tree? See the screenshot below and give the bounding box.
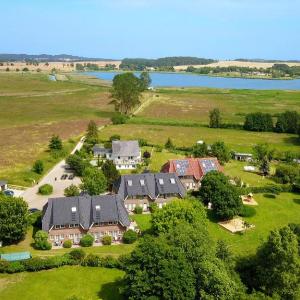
[0,195,29,245]
[48,135,63,151]
[81,167,107,195]
[211,141,230,164]
[109,73,142,115]
[209,108,222,128]
[86,120,98,145]
[101,160,120,188]
[275,111,299,134]
[139,72,152,90]
[192,143,208,157]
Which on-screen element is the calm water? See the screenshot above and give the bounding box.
[86,71,300,90]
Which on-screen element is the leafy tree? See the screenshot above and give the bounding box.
[101,160,120,188]
[66,154,89,176]
[80,234,94,247]
[0,195,29,244]
[38,184,53,195]
[139,71,152,90]
[109,134,121,141]
[211,141,230,164]
[255,227,300,299]
[109,72,142,115]
[275,164,299,183]
[192,143,208,157]
[151,198,207,234]
[199,171,242,220]
[123,229,138,244]
[34,230,51,250]
[48,135,63,151]
[111,113,128,124]
[64,184,80,197]
[275,111,299,134]
[81,168,107,195]
[85,120,98,145]
[209,108,222,128]
[165,137,174,150]
[259,157,270,176]
[253,143,274,162]
[32,160,44,174]
[244,113,273,132]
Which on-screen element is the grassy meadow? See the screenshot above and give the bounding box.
[0,266,124,300]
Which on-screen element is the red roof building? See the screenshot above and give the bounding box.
[162,157,222,190]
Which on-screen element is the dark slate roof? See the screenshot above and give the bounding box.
[115,173,186,200]
[112,140,140,157]
[42,194,130,231]
[93,144,112,155]
[0,180,7,186]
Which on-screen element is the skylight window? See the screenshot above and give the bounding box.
[140,179,145,186]
[159,178,164,185]
[128,180,133,186]
[170,178,176,184]
[95,205,101,211]
[71,207,77,212]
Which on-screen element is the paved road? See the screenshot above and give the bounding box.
[22,137,85,210]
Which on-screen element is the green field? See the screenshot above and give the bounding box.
[0,266,124,300]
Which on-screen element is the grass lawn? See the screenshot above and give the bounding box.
[131,214,152,232]
[99,124,300,154]
[139,87,300,124]
[0,266,124,300]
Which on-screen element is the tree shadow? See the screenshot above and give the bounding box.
[206,209,219,224]
[263,193,276,199]
[293,198,300,205]
[283,136,300,146]
[98,278,125,300]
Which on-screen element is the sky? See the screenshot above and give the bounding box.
[1,0,300,60]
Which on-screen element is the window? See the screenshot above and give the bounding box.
[69,234,74,239]
[60,225,65,229]
[50,235,54,240]
[69,224,74,228]
[140,179,145,186]
[60,234,64,240]
[159,178,164,185]
[54,225,60,229]
[95,205,101,211]
[71,207,77,212]
[170,178,176,184]
[127,180,133,186]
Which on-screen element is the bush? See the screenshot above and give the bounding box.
[38,184,53,195]
[123,229,138,244]
[0,261,25,273]
[64,184,80,197]
[80,234,94,247]
[32,160,44,174]
[239,205,256,218]
[143,151,151,159]
[139,138,148,147]
[149,202,158,213]
[63,240,72,248]
[82,254,102,267]
[34,230,52,250]
[102,235,112,245]
[275,164,299,184]
[111,114,128,125]
[101,255,120,268]
[109,134,121,141]
[134,206,143,214]
[69,249,86,261]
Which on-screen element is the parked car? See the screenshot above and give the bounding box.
[61,174,68,180]
[29,208,40,213]
[68,174,74,180]
[4,190,14,197]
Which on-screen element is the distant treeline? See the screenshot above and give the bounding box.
[75,63,117,71]
[120,56,216,71]
[187,64,300,78]
[235,58,300,63]
[244,111,300,134]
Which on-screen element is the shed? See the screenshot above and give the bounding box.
[0,180,8,191]
[0,252,31,261]
[234,153,253,162]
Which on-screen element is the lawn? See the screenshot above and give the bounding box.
[0,73,114,185]
[99,124,300,154]
[0,266,124,300]
[138,87,300,124]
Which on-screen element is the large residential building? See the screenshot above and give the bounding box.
[114,173,186,212]
[93,140,141,170]
[42,194,130,246]
[162,157,222,190]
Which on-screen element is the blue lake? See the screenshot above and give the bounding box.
[86,71,300,90]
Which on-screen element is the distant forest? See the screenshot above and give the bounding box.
[120,56,216,71]
[235,58,300,63]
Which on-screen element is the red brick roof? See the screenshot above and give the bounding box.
[162,157,222,181]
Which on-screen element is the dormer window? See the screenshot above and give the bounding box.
[95,205,101,211]
[128,180,133,186]
[159,178,164,185]
[71,207,77,212]
[170,178,176,184]
[140,179,145,186]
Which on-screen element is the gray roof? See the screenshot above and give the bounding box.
[93,144,112,155]
[115,173,186,200]
[42,194,130,231]
[0,180,7,186]
[112,140,140,157]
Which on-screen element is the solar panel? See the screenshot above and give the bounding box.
[175,160,189,176]
[199,159,218,175]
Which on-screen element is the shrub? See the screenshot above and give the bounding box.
[165,137,174,150]
[139,138,148,147]
[275,164,299,184]
[109,134,121,141]
[143,151,151,159]
[239,205,256,218]
[82,254,102,267]
[134,205,143,214]
[0,261,25,273]
[69,249,86,261]
[38,184,53,195]
[80,234,94,247]
[111,114,128,125]
[63,240,72,248]
[101,255,120,268]
[32,160,44,174]
[102,235,112,245]
[123,229,138,244]
[34,230,52,250]
[149,202,158,213]
[64,184,80,197]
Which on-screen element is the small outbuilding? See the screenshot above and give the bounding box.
[234,152,253,162]
[0,180,8,191]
